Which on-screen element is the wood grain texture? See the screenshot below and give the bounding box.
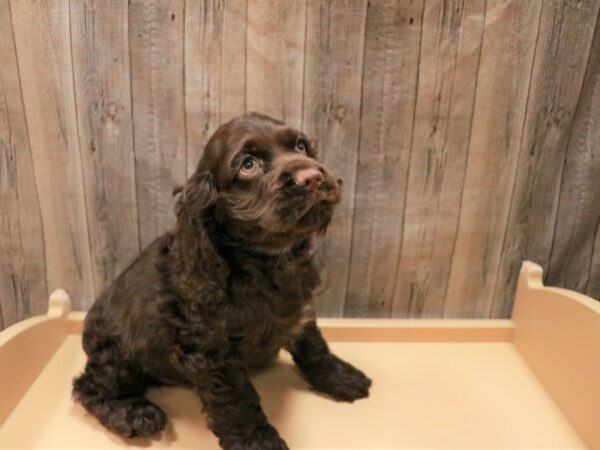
[303,0,368,317]
[588,61,600,300]
[344,0,423,318]
[0,0,47,329]
[548,14,600,297]
[443,0,542,318]
[70,0,140,299]
[392,0,485,318]
[588,217,600,300]
[185,0,247,174]
[10,0,94,310]
[246,0,306,126]
[2,1,600,328]
[130,0,186,248]
[492,0,600,318]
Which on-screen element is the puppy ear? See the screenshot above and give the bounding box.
[174,171,216,225]
[172,171,228,314]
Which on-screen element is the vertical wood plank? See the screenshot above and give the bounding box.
[0,0,47,329]
[70,0,140,296]
[303,0,368,316]
[588,221,600,300]
[391,0,485,318]
[185,0,247,174]
[246,0,306,126]
[130,0,186,248]
[10,0,94,309]
[547,15,600,296]
[220,1,247,124]
[344,0,423,318]
[492,0,600,318]
[443,0,542,318]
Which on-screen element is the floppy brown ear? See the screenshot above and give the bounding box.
[172,170,227,313]
[174,171,216,227]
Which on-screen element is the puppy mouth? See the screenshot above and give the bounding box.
[273,180,340,232]
[295,199,335,228]
[305,187,340,211]
[305,186,340,206]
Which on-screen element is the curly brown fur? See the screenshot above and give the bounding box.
[72,113,371,449]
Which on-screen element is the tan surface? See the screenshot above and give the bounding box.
[0,335,584,450]
[0,290,71,424]
[0,262,597,449]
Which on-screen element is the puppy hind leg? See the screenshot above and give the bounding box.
[72,355,167,438]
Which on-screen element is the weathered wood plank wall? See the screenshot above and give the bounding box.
[443,0,543,318]
[130,0,186,249]
[492,0,600,317]
[393,0,484,318]
[0,0,47,329]
[304,0,368,316]
[348,0,422,318]
[10,0,95,312]
[548,3,600,298]
[1,0,599,328]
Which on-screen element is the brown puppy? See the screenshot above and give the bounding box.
[72,113,371,450]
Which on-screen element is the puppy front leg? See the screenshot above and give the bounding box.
[197,365,288,450]
[290,321,372,402]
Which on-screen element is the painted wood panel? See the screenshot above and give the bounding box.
[10,0,94,310]
[443,0,542,318]
[0,0,47,328]
[548,11,600,299]
[70,0,140,298]
[492,0,600,318]
[303,0,368,316]
[587,58,600,298]
[246,0,306,127]
[392,0,485,318]
[0,0,599,328]
[345,0,423,318]
[185,0,247,173]
[129,0,186,248]
[589,219,600,300]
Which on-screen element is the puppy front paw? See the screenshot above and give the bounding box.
[306,355,372,402]
[222,423,289,450]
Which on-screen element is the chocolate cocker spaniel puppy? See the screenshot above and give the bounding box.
[72,112,371,450]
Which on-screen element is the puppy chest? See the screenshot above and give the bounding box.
[224,258,319,366]
[229,258,319,305]
[226,303,315,369]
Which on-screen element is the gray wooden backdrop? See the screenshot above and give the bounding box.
[1,0,600,330]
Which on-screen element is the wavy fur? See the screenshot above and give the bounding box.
[72,113,371,450]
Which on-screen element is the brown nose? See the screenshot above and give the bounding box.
[294,168,324,190]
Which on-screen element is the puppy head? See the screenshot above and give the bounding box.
[176,113,341,250]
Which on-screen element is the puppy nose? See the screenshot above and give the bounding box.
[294,168,324,190]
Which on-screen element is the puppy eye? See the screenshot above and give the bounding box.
[239,156,260,178]
[242,157,255,170]
[296,139,307,153]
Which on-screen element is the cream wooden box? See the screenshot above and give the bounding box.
[0,262,598,449]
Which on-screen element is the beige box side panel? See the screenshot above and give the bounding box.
[513,261,600,450]
[0,290,71,425]
[0,317,67,425]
